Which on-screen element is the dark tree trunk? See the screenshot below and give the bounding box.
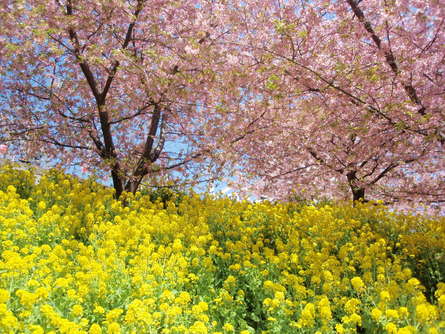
[122,104,164,197]
[111,169,124,199]
[352,187,365,202]
[347,170,366,203]
[124,176,144,195]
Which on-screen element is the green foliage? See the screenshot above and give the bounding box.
[140,186,187,208]
[0,162,36,199]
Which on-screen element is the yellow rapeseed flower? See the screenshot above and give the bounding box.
[350,277,365,293]
[0,289,9,303]
[89,324,102,334]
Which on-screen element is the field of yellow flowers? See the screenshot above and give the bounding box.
[0,164,444,334]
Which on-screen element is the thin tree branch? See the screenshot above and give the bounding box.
[346,0,426,115]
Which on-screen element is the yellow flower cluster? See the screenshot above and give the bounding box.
[0,164,444,333]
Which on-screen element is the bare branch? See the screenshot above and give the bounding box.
[346,0,426,115]
[100,0,145,100]
[269,164,317,180]
[108,102,154,125]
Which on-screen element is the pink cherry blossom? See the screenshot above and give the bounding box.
[211,0,444,209]
[0,144,8,155]
[0,0,443,210]
[0,0,237,198]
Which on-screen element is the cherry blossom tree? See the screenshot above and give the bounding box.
[218,0,444,207]
[1,0,443,207]
[0,0,239,198]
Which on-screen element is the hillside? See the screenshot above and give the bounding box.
[0,164,444,333]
